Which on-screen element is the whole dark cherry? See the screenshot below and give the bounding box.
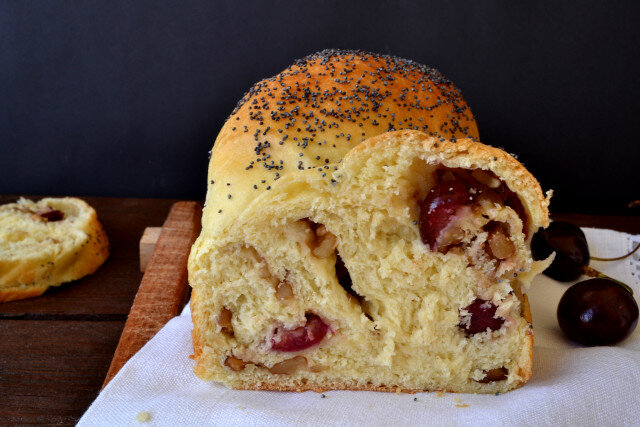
[557,278,638,346]
[531,221,590,281]
[459,298,505,335]
[271,313,329,352]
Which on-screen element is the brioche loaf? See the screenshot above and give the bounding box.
[188,50,551,393]
[0,197,109,302]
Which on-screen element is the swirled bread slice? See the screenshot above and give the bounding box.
[0,197,109,302]
[189,130,551,394]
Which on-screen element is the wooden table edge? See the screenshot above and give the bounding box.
[102,201,201,388]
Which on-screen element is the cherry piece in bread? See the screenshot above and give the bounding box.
[459,299,505,335]
[419,171,527,253]
[419,176,479,252]
[37,207,64,222]
[557,278,638,346]
[271,314,329,352]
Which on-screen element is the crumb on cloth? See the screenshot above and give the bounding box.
[136,411,152,422]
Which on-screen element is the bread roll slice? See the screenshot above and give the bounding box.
[188,50,552,394]
[0,197,109,302]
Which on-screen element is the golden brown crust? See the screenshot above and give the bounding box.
[229,382,424,394]
[190,288,206,377]
[518,293,534,384]
[520,338,534,384]
[202,49,479,232]
[215,380,528,394]
[521,293,533,325]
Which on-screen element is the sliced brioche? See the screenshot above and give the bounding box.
[188,50,551,394]
[0,197,109,302]
[190,130,551,393]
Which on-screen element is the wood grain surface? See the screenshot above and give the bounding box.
[0,320,125,425]
[102,201,201,387]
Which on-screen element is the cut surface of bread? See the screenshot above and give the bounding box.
[189,131,551,394]
[0,197,109,302]
[188,50,551,394]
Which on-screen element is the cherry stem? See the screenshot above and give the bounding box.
[582,265,634,296]
[591,242,640,261]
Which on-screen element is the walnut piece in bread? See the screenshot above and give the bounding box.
[188,50,551,394]
[0,197,109,302]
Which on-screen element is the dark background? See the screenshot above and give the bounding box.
[1,1,639,215]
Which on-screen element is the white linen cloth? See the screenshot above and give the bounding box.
[79,228,640,426]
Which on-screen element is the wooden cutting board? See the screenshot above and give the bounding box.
[102,201,202,387]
